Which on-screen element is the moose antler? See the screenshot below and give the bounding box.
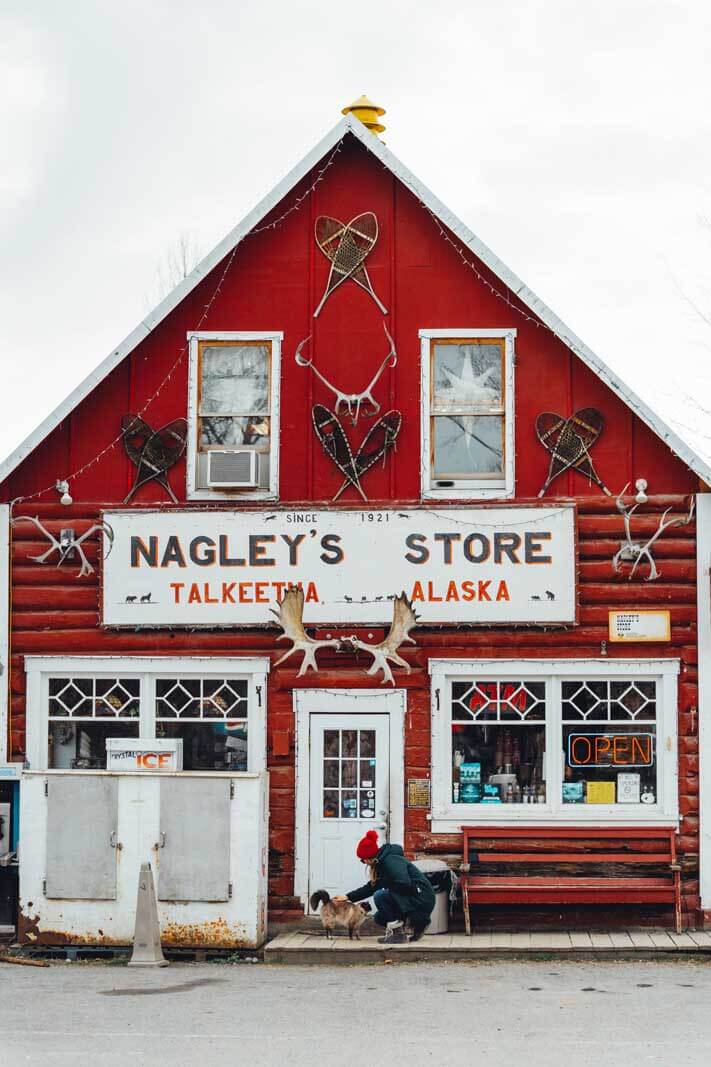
[11,515,114,579]
[271,587,340,675]
[346,592,419,686]
[612,487,695,581]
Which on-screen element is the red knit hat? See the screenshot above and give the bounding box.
[356,829,380,860]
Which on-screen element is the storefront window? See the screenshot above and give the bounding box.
[47,677,140,769]
[561,679,657,805]
[431,659,678,823]
[155,677,249,772]
[451,680,546,804]
[31,658,268,774]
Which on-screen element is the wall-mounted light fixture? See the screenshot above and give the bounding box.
[56,480,73,506]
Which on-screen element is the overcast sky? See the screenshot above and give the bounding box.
[2,0,710,477]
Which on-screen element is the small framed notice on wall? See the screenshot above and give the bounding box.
[407,779,431,808]
[608,610,671,643]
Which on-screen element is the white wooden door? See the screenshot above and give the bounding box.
[308,714,389,907]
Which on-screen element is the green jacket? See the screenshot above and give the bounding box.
[346,843,436,921]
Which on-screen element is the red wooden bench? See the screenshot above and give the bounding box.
[460,825,682,935]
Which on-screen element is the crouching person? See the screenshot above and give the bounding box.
[336,830,436,944]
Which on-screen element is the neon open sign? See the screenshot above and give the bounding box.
[567,733,654,768]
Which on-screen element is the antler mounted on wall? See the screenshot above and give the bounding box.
[294,324,397,425]
[612,485,695,581]
[270,588,420,686]
[345,592,419,686]
[271,587,341,675]
[11,515,114,579]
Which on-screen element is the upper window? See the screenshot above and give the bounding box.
[187,332,282,500]
[430,658,679,827]
[420,329,515,499]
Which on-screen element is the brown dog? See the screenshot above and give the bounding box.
[309,890,369,939]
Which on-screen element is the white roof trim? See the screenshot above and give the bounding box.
[2,113,709,488]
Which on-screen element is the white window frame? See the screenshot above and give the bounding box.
[187,331,282,501]
[429,658,679,830]
[25,656,269,774]
[420,328,516,500]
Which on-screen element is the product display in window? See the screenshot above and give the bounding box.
[561,679,658,806]
[451,679,547,804]
[156,721,248,771]
[48,721,139,770]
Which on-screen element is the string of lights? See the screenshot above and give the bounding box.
[8,138,346,510]
[420,202,558,334]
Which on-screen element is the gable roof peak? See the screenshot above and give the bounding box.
[341,95,386,136]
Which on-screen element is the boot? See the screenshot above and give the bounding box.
[409,918,431,942]
[377,921,407,944]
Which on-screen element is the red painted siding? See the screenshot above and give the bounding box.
[2,134,701,925]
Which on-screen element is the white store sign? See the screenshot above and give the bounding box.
[101,506,576,627]
[105,737,183,771]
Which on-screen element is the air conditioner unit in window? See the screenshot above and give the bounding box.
[207,449,260,488]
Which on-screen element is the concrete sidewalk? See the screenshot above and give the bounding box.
[265,927,711,963]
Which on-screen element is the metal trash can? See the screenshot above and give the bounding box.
[413,858,451,934]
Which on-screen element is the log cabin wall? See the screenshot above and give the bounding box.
[6,493,699,923]
[1,134,702,926]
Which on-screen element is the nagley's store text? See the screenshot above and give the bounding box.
[1,98,710,948]
[103,507,575,624]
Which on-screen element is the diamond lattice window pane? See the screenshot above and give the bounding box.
[95,678,140,717]
[561,681,609,720]
[610,681,657,721]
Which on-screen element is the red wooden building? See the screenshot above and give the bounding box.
[1,99,711,944]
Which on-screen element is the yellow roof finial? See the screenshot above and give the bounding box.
[342,94,386,136]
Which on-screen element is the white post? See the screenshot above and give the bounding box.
[697,494,711,911]
[128,861,169,967]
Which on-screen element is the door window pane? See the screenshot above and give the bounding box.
[360,730,376,757]
[324,730,340,757]
[323,760,339,787]
[342,731,357,757]
[321,728,378,821]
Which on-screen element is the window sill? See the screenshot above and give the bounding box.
[186,488,278,503]
[430,807,678,832]
[422,486,514,502]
